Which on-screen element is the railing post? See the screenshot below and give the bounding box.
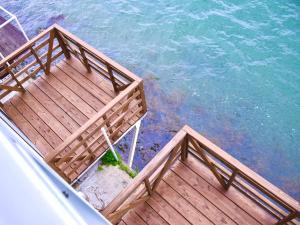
[180,134,188,161]
[144,177,153,196]
[79,46,91,73]
[106,63,119,93]
[45,29,55,75]
[54,29,71,59]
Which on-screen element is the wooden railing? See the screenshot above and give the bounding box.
[0,24,147,182]
[0,24,141,105]
[102,125,300,225]
[45,80,146,182]
[0,25,64,105]
[54,25,142,93]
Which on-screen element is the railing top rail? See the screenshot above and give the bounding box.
[0,23,142,83]
[182,125,300,212]
[103,125,300,219]
[53,24,142,83]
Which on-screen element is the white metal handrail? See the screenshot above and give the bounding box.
[0,6,29,59]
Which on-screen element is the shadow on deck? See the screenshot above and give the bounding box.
[0,24,147,183]
[103,126,300,225]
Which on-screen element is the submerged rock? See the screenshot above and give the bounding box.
[47,14,65,26]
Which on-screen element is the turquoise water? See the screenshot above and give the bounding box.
[4,0,300,199]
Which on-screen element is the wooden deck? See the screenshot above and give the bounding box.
[2,57,116,157]
[121,155,277,225]
[0,24,147,183]
[103,126,300,225]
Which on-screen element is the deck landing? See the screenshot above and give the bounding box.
[3,58,116,157]
[121,155,280,225]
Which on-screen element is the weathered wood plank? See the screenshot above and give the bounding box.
[182,155,276,224]
[172,161,262,225]
[50,65,105,110]
[163,170,236,225]
[134,202,168,225]
[118,221,127,225]
[56,60,112,104]
[19,91,71,140]
[10,96,62,149]
[26,83,79,133]
[2,101,53,156]
[122,210,146,225]
[156,180,214,225]
[63,57,115,98]
[40,73,96,118]
[146,192,191,225]
[33,78,88,126]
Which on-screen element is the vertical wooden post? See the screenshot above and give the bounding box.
[45,30,55,75]
[106,63,119,93]
[144,178,153,196]
[54,29,71,59]
[79,46,91,73]
[180,134,188,161]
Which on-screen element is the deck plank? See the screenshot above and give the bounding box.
[2,102,53,156]
[163,170,237,225]
[171,160,262,225]
[118,221,127,225]
[10,96,62,149]
[51,65,105,110]
[134,202,168,225]
[122,209,147,225]
[156,180,214,225]
[182,155,276,225]
[40,73,96,118]
[63,57,116,98]
[147,192,191,225]
[33,78,88,126]
[26,83,80,133]
[56,60,112,104]
[19,91,71,140]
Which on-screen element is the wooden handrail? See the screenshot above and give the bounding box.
[0,24,55,67]
[102,125,300,224]
[182,125,300,213]
[53,24,142,83]
[45,80,140,162]
[0,23,145,103]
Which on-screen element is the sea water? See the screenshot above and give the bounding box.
[3,0,300,200]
